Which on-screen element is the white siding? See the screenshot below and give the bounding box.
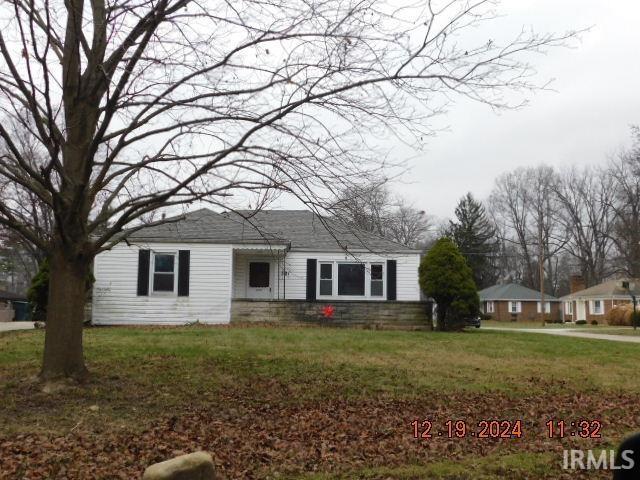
[93,242,232,325]
[232,251,247,298]
[281,251,421,301]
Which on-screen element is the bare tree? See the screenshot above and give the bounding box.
[553,165,615,287]
[333,181,432,247]
[490,169,536,287]
[607,128,640,277]
[387,200,433,247]
[489,166,567,295]
[0,0,578,380]
[332,182,393,238]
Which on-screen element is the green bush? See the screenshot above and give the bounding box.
[419,237,479,331]
[575,319,587,325]
[27,258,49,322]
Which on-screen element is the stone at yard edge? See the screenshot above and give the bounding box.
[142,452,215,480]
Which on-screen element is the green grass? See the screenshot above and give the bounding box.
[294,452,558,479]
[1,325,638,479]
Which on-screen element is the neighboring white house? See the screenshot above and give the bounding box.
[92,209,423,325]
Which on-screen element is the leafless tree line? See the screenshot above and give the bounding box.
[489,128,640,295]
[331,182,433,247]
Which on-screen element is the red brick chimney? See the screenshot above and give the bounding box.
[570,275,586,294]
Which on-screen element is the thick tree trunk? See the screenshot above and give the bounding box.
[40,250,89,381]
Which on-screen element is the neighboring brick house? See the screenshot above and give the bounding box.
[561,277,640,323]
[479,283,561,322]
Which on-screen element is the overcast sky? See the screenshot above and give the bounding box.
[384,0,640,221]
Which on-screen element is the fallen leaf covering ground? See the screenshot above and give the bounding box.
[1,325,639,479]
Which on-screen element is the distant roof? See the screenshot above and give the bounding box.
[126,208,416,253]
[479,283,560,302]
[561,278,640,299]
[0,289,26,301]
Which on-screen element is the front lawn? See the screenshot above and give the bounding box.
[1,325,639,479]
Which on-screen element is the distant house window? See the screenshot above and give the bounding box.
[537,301,551,314]
[152,252,176,292]
[565,302,573,315]
[591,299,604,315]
[338,263,365,296]
[370,264,384,297]
[319,263,333,296]
[508,301,521,314]
[486,301,495,313]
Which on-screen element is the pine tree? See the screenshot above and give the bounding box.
[448,193,499,289]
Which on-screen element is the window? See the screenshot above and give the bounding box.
[508,301,521,313]
[591,299,604,315]
[319,263,333,296]
[338,263,365,296]
[537,301,551,314]
[565,302,573,315]
[486,301,495,313]
[249,262,270,288]
[370,264,384,297]
[153,253,176,292]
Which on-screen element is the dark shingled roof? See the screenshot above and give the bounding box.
[127,208,417,253]
[479,283,560,302]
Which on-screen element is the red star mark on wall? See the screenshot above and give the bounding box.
[322,305,335,318]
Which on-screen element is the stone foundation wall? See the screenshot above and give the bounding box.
[231,299,432,330]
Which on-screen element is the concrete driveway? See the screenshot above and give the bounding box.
[484,326,640,344]
[0,321,35,333]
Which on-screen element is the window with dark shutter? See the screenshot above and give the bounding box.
[306,259,317,301]
[137,250,150,296]
[178,250,190,296]
[386,260,397,300]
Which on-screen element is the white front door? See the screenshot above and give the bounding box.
[247,260,273,299]
[576,301,586,321]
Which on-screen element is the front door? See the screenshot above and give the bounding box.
[247,261,272,299]
[576,301,586,321]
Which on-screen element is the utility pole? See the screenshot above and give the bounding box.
[622,281,637,330]
[538,213,545,326]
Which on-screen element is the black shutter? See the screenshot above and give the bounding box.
[306,258,317,301]
[178,250,190,297]
[386,260,397,300]
[137,249,150,296]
